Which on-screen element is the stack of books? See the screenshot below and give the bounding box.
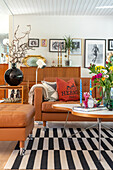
[73,106,107,112]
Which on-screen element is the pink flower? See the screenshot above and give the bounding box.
[92,73,102,81]
[92,75,96,81]
[96,73,102,79]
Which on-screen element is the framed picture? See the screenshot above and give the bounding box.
[28,39,39,47]
[84,39,106,68]
[41,39,47,47]
[49,39,66,52]
[108,39,113,51]
[70,38,82,55]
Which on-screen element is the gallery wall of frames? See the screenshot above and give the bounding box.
[9,15,113,77]
[22,38,112,68]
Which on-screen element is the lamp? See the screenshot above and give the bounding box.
[36,59,46,84]
[3,38,9,46]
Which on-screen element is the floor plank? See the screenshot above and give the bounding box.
[0,141,17,170]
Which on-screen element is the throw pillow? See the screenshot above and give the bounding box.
[41,81,58,101]
[56,78,79,101]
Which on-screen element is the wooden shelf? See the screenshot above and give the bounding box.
[0,85,23,90]
[0,85,28,104]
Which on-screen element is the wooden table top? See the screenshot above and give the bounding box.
[52,104,113,119]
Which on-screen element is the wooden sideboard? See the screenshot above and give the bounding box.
[20,66,81,88]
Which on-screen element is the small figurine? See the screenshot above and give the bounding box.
[88,95,94,108]
[10,89,15,99]
[51,60,55,67]
[83,92,90,108]
[16,90,20,98]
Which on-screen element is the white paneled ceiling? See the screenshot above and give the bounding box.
[1,0,113,16]
[0,0,10,15]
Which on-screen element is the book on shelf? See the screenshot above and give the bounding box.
[73,105,107,112]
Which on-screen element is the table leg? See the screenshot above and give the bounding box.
[102,124,113,132]
[98,118,101,161]
[67,123,98,138]
[62,111,70,137]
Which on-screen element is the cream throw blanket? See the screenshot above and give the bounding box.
[28,84,48,105]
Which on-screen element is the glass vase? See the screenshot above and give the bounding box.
[103,87,113,111]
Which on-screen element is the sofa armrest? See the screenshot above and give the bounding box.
[34,87,43,121]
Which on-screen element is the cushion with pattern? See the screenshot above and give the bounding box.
[56,78,79,101]
[41,81,58,101]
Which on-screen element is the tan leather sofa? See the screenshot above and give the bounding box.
[0,104,35,155]
[34,77,101,127]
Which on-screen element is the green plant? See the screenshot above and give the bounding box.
[88,53,113,106]
[64,36,75,60]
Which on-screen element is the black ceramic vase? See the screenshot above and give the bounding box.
[4,63,23,86]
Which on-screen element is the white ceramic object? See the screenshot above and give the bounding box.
[88,95,94,108]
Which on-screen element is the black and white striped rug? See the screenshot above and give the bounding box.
[4,128,113,170]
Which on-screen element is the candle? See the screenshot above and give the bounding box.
[90,79,92,96]
[80,79,82,104]
[60,43,62,67]
[58,43,59,56]
[58,43,59,67]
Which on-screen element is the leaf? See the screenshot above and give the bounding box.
[64,35,75,51]
[100,91,102,97]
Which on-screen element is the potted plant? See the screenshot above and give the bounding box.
[64,36,75,66]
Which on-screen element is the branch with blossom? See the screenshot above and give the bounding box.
[7,25,34,64]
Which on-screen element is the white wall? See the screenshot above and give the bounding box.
[9,15,113,77]
[0,15,9,33]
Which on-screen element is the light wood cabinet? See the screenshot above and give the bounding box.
[0,85,28,104]
[21,66,80,84]
[0,64,8,99]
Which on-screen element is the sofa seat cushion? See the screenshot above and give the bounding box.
[0,104,35,128]
[42,101,80,113]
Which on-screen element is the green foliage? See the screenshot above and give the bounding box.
[100,90,102,97]
[64,36,76,52]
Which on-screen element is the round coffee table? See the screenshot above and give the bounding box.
[53,104,113,161]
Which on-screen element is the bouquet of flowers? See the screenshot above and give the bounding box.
[88,53,113,108]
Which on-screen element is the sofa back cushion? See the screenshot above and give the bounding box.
[56,78,79,101]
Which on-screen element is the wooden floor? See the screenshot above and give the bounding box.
[0,141,17,170]
[0,121,113,170]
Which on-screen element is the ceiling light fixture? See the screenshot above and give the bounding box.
[96,6,113,9]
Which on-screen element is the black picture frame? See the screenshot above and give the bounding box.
[108,39,113,51]
[49,39,66,52]
[28,39,39,47]
[84,39,106,68]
